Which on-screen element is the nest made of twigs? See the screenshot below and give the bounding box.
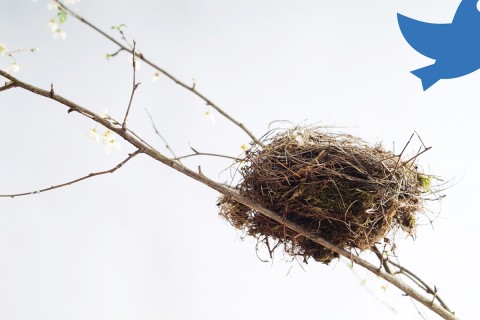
[219,127,433,264]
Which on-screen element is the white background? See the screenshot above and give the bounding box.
[0,0,472,319]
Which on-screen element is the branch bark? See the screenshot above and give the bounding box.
[55,0,261,146]
[0,150,141,198]
[122,40,140,128]
[0,69,458,320]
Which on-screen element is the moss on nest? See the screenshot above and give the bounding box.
[219,127,432,264]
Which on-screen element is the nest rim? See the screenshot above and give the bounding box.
[219,126,436,264]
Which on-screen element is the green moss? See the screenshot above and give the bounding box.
[418,174,431,190]
[293,181,378,216]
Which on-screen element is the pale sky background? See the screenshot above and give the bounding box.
[0,0,475,319]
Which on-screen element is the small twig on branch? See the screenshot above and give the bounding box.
[398,132,415,159]
[55,0,261,146]
[371,245,394,275]
[0,54,458,320]
[174,152,238,161]
[108,47,123,58]
[144,108,177,159]
[415,131,428,149]
[122,40,140,128]
[388,259,453,313]
[389,132,414,177]
[116,27,134,51]
[0,150,141,198]
[4,48,39,55]
[0,81,16,92]
[402,146,432,165]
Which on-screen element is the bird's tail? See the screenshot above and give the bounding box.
[411,64,441,91]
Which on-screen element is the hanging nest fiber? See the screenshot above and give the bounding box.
[219,127,432,264]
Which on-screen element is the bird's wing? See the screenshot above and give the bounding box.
[453,0,479,24]
[397,13,452,59]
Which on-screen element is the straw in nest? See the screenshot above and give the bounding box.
[219,127,433,264]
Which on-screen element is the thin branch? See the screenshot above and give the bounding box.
[371,246,429,319]
[414,131,427,149]
[144,108,177,158]
[55,0,261,146]
[389,132,414,177]
[371,245,394,275]
[343,259,399,315]
[108,47,124,58]
[0,70,457,320]
[182,144,240,161]
[396,266,429,292]
[0,150,141,198]
[122,40,140,128]
[0,81,16,92]
[174,152,238,161]
[402,146,432,165]
[4,48,39,55]
[389,259,453,313]
[118,28,134,50]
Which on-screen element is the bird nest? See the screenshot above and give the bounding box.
[219,127,433,264]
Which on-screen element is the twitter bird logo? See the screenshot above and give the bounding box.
[398,0,480,90]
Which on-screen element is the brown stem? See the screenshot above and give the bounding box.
[108,47,123,58]
[174,152,238,161]
[371,245,394,275]
[122,40,140,128]
[0,81,16,92]
[0,150,141,198]
[402,146,432,165]
[55,0,261,146]
[0,70,458,320]
[144,108,177,159]
[389,259,453,314]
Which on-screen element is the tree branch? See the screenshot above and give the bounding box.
[0,81,15,92]
[0,81,16,92]
[0,149,141,198]
[174,152,238,161]
[54,0,261,146]
[371,245,394,275]
[122,40,140,128]
[144,108,177,159]
[0,69,458,320]
[389,259,453,314]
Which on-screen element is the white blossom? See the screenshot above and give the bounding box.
[65,0,80,4]
[47,0,58,11]
[0,43,6,56]
[86,127,100,143]
[87,127,120,154]
[53,29,67,40]
[152,72,161,82]
[5,62,20,73]
[202,109,215,124]
[49,19,58,32]
[102,130,121,154]
[99,108,110,119]
[127,55,141,70]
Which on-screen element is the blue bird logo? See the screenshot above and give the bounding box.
[398,0,480,90]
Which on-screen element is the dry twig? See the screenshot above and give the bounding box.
[0,150,141,198]
[0,69,457,320]
[144,108,177,159]
[54,0,261,146]
[122,40,141,128]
